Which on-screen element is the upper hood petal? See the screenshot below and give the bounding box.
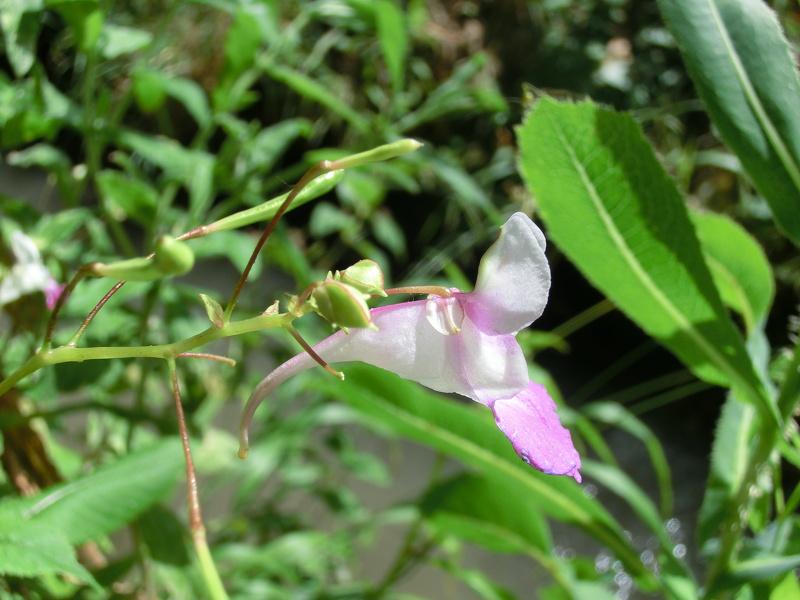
[465,213,550,335]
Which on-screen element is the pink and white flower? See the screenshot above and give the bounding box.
[240,213,581,481]
[0,231,64,310]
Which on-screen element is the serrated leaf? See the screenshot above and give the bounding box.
[2,437,183,545]
[0,520,94,584]
[658,0,800,246]
[517,99,769,414]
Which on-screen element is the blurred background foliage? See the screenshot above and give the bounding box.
[1,0,800,599]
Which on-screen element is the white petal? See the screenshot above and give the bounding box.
[467,212,551,335]
[10,231,42,265]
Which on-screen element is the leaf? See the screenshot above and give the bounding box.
[5,437,183,545]
[658,0,800,246]
[374,0,407,96]
[98,24,152,59]
[199,293,225,328]
[697,394,755,545]
[691,211,774,335]
[96,169,159,226]
[517,99,769,412]
[309,364,658,589]
[116,131,215,222]
[581,402,673,518]
[0,519,95,584]
[260,58,371,134]
[421,472,552,556]
[0,0,44,77]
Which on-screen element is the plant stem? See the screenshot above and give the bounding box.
[168,359,229,600]
[223,160,334,320]
[0,312,294,398]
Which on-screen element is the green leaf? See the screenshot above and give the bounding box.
[0,0,44,77]
[6,437,183,545]
[0,519,95,584]
[658,0,800,246]
[374,0,407,96]
[309,364,658,590]
[691,211,774,335]
[697,394,756,544]
[581,402,673,518]
[98,24,152,59]
[116,130,215,222]
[422,473,551,555]
[47,0,104,53]
[96,169,159,226]
[260,57,370,134]
[517,99,769,412]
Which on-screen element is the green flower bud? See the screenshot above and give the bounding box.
[89,236,194,281]
[334,259,386,296]
[310,280,375,331]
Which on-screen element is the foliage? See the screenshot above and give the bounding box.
[0,1,799,599]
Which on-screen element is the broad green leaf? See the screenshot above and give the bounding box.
[374,0,407,96]
[658,0,800,246]
[518,99,769,413]
[5,437,182,545]
[310,364,658,590]
[691,211,774,335]
[421,473,552,556]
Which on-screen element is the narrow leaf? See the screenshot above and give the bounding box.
[658,0,800,246]
[421,473,552,556]
[691,210,774,335]
[309,365,658,589]
[518,99,769,412]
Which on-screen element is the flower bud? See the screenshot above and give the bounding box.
[310,280,375,331]
[89,236,194,281]
[153,235,194,276]
[334,259,386,296]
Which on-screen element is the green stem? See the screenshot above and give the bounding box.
[168,359,229,600]
[0,313,294,398]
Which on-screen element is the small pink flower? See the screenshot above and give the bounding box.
[241,213,581,481]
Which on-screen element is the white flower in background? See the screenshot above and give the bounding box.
[0,231,64,309]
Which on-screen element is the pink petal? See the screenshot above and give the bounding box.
[491,382,581,482]
[466,213,550,335]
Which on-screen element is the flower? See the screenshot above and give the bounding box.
[0,231,64,310]
[240,213,581,481]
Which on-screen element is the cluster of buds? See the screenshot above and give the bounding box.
[290,259,386,332]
